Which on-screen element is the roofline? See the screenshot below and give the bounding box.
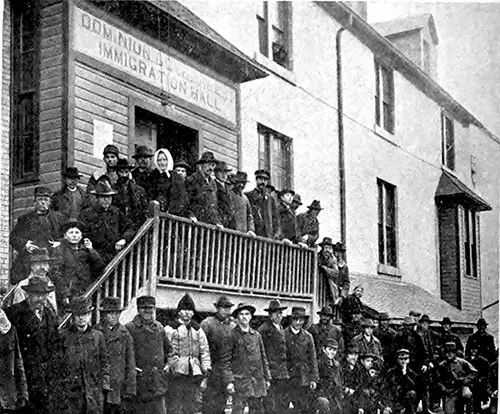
[316,2,490,131]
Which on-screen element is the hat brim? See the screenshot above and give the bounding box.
[99,307,125,312]
[30,256,56,263]
[21,286,55,293]
[174,163,191,170]
[91,190,117,196]
[71,307,94,315]
[255,174,270,179]
[63,174,83,179]
[232,305,256,317]
[264,306,288,312]
[132,154,153,159]
[317,311,334,317]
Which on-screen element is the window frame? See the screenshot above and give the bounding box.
[375,60,395,135]
[377,178,398,269]
[463,207,478,278]
[441,112,455,170]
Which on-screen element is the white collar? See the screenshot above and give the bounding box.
[291,327,301,334]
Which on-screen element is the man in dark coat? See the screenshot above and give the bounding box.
[246,169,280,239]
[131,145,154,194]
[297,200,322,247]
[439,317,464,359]
[230,171,256,234]
[284,306,319,413]
[214,161,235,229]
[309,305,345,359]
[333,242,350,298]
[317,237,341,305]
[393,317,429,374]
[351,352,379,414]
[126,296,172,414]
[374,312,397,368]
[316,339,343,414]
[291,193,303,212]
[258,299,289,414]
[201,296,236,414]
[5,276,61,414]
[277,189,299,243]
[95,297,136,414]
[60,297,111,414]
[185,152,222,226]
[341,285,364,346]
[51,167,92,221]
[79,180,136,264]
[466,318,497,363]
[9,186,64,284]
[351,318,383,367]
[87,144,120,195]
[466,343,491,414]
[340,343,359,412]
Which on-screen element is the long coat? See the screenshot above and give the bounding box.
[132,167,152,196]
[373,326,397,367]
[309,322,345,358]
[79,204,136,264]
[9,210,64,284]
[296,211,319,247]
[258,320,289,380]
[351,364,378,412]
[148,169,189,216]
[51,185,92,221]
[185,171,221,225]
[439,331,464,358]
[466,330,497,363]
[94,322,137,405]
[340,294,363,322]
[112,180,149,228]
[316,353,343,410]
[223,325,271,398]
[245,188,279,238]
[49,240,105,304]
[60,325,111,414]
[215,180,235,229]
[437,357,477,396]
[126,315,173,402]
[0,326,28,410]
[284,327,319,386]
[380,365,418,412]
[392,329,428,372]
[351,333,383,362]
[277,200,298,242]
[229,189,255,233]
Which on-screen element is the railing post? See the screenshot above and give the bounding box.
[148,201,161,297]
[311,247,319,320]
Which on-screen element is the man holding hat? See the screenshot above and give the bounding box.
[164,294,211,414]
[224,303,271,414]
[439,317,464,359]
[9,186,64,284]
[52,167,92,221]
[214,161,235,229]
[284,306,319,413]
[126,296,172,414]
[95,297,136,414]
[6,276,60,414]
[246,169,280,239]
[131,145,154,193]
[309,305,345,359]
[258,299,289,414]
[297,200,322,247]
[60,296,111,414]
[87,144,120,195]
[466,318,496,363]
[316,338,343,414]
[352,318,383,366]
[230,171,256,234]
[201,296,236,414]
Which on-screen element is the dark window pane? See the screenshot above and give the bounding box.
[258,17,268,57]
[20,97,35,131]
[22,133,35,175]
[387,225,397,266]
[21,54,36,92]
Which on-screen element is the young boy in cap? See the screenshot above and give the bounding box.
[87,144,120,194]
[164,294,211,414]
[316,339,343,414]
[277,189,299,244]
[95,297,136,414]
[52,167,92,221]
[352,352,379,414]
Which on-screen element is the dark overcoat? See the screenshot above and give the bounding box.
[185,171,221,225]
[132,167,152,196]
[340,294,363,322]
[245,188,280,238]
[148,169,189,216]
[94,322,137,405]
[284,327,319,386]
[380,365,418,412]
[112,180,149,228]
[258,320,289,380]
[439,331,464,358]
[51,185,92,221]
[215,180,235,229]
[437,357,477,396]
[60,325,110,414]
[0,326,28,410]
[352,364,378,412]
[392,329,429,372]
[351,333,383,362]
[125,315,172,402]
[277,201,298,242]
[9,210,64,283]
[296,211,319,247]
[309,322,345,357]
[373,326,397,366]
[466,330,497,363]
[316,353,343,410]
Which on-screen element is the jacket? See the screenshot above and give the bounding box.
[373,326,397,366]
[296,211,319,247]
[229,188,255,233]
[439,331,464,358]
[126,316,173,402]
[340,294,363,322]
[112,180,149,228]
[352,363,378,412]
[215,180,235,229]
[185,171,221,225]
[277,200,298,242]
[94,322,136,405]
[466,330,497,363]
[51,185,92,221]
[309,322,345,358]
[351,333,383,362]
[437,356,477,396]
[317,352,343,407]
[164,320,211,377]
[60,325,111,414]
[380,365,418,411]
[393,329,429,371]
[245,188,279,238]
[223,325,271,398]
[148,169,189,216]
[285,327,319,386]
[87,168,118,195]
[258,320,289,380]
[132,167,152,196]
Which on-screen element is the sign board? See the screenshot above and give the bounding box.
[93,119,114,158]
[74,7,237,124]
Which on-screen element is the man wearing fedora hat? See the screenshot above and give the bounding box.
[173,159,190,180]
[466,318,496,363]
[87,144,120,195]
[9,186,64,285]
[214,161,236,229]
[258,299,289,414]
[230,171,256,234]
[79,180,136,264]
[291,193,303,212]
[60,296,111,414]
[131,145,154,192]
[284,306,319,413]
[6,276,61,414]
[438,317,464,359]
[297,200,322,248]
[309,305,345,359]
[201,296,236,414]
[52,167,92,221]
[374,313,397,368]
[351,318,383,367]
[95,297,136,414]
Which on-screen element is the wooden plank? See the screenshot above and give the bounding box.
[75,77,128,106]
[172,221,179,279]
[74,115,128,137]
[40,118,62,131]
[40,54,63,71]
[220,232,227,286]
[41,34,62,50]
[40,76,63,91]
[203,130,238,152]
[40,107,62,122]
[40,139,62,152]
[75,97,128,127]
[41,2,63,18]
[165,219,173,278]
[214,231,222,285]
[40,97,63,111]
[40,44,64,59]
[74,138,93,155]
[40,66,62,81]
[40,149,61,163]
[40,160,61,173]
[40,86,63,101]
[41,24,62,39]
[75,87,128,116]
[204,228,211,284]
[42,14,62,29]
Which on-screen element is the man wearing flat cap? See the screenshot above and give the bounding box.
[246,169,280,239]
[223,303,271,414]
[131,145,154,193]
[201,295,236,414]
[297,200,322,247]
[87,144,120,195]
[466,318,496,363]
[230,171,256,234]
[309,305,345,359]
[95,297,136,414]
[52,167,92,221]
[258,299,289,414]
[126,296,173,414]
[316,338,343,414]
[284,306,319,413]
[393,316,429,375]
[438,317,464,359]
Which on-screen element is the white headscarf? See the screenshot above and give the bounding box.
[153,148,174,177]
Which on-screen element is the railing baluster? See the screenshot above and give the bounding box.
[172,221,179,279]
[112,265,118,297]
[120,257,126,307]
[214,231,222,286]
[204,227,211,284]
[158,220,165,278]
[197,227,203,283]
[235,236,242,288]
[229,234,237,287]
[220,231,227,286]
[209,227,216,284]
[133,240,141,301]
[164,219,172,279]
[186,224,193,281]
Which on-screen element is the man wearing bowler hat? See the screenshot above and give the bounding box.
[284,306,319,413]
[297,200,323,247]
[87,144,120,195]
[60,296,111,414]
[309,305,345,359]
[230,171,256,234]
[131,145,154,193]
[52,166,92,220]
[258,299,289,414]
[201,296,236,414]
[126,296,172,414]
[246,169,280,239]
[466,318,496,363]
[438,317,464,359]
[95,297,136,414]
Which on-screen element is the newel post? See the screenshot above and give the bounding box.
[148,201,161,297]
[311,248,319,319]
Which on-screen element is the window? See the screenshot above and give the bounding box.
[378,179,397,267]
[375,61,395,134]
[257,1,291,68]
[441,113,455,170]
[13,0,41,183]
[258,125,292,190]
[463,208,478,278]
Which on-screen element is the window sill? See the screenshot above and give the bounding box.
[373,124,396,145]
[377,263,402,277]
[254,52,296,85]
[463,273,479,281]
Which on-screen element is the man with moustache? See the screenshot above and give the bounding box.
[51,167,92,221]
[87,144,120,195]
[214,161,235,229]
[131,145,154,194]
[309,305,345,359]
[229,171,255,234]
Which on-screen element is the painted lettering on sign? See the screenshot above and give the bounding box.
[74,7,237,123]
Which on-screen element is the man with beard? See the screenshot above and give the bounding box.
[309,305,345,359]
[246,170,280,239]
[341,285,365,346]
[229,171,255,234]
[51,167,92,221]
[131,145,154,194]
[6,276,61,414]
[466,318,496,364]
[374,313,396,368]
[297,200,322,247]
[87,144,120,195]
[333,242,350,299]
[214,161,235,229]
[318,237,341,305]
[439,317,464,359]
